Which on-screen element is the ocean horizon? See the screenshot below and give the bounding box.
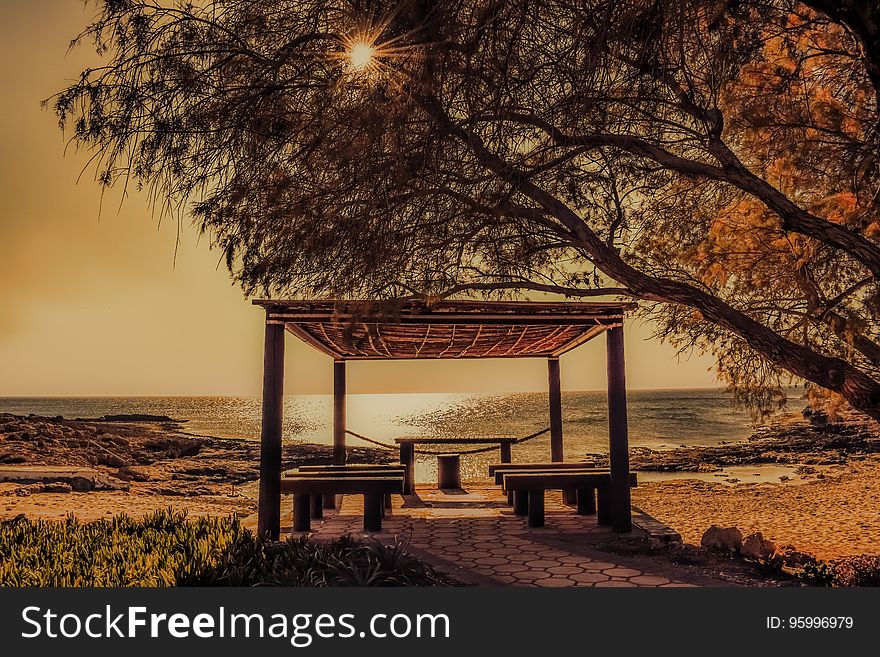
[0,388,800,445]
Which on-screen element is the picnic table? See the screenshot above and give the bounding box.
[394,437,517,493]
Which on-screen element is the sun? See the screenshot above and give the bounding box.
[348,40,376,71]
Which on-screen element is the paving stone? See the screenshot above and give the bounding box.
[660,583,700,588]
[524,559,562,568]
[579,561,617,571]
[602,567,643,578]
[474,557,510,566]
[595,580,638,588]
[568,572,610,584]
[515,571,553,581]
[492,563,530,574]
[546,565,584,576]
[534,577,576,588]
[556,555,591,565]
[629,575,671,586]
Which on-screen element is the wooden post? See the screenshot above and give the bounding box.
[548,357,564,462]
[257,318,285,540]
[606,325,632,532]
[550,357,577,505]
[333,360,347,465]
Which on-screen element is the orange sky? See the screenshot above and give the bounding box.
[0,1,719,396]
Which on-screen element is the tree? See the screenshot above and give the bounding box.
[50,0,880,419]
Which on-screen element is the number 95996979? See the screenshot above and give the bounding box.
[766,616,854,629]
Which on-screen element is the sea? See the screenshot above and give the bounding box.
[0,389,801,482]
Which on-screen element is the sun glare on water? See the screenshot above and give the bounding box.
[348,40,375,71]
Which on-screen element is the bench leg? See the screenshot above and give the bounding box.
[364,492,384,532]
[527,489,545,528]
[513,490,528,516]
[400,443,415,494]
[507,490,514,505]
[562,488,578,506]
[384,493,393,509]
[322,493,337,510]
[597,484,612,526]
[310,493,323,519]
[576,487,596,515]
[293,494,311,533]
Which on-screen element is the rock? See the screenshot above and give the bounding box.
[741,532,778,560]
[700,525,743,553]
[152,487,187,496]
[173,442,201,458]
[116,466,151,482]
[42,482,73,494]
[777,545,818,569]
[96,453,127,468]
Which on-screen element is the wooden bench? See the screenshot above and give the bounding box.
[396,437,518,492]
[488,462,599,476]
[501,471,638,528]
[297,463,406,472]
[281,476,404,533]
[489,462,604,504]
[284,467,405,515]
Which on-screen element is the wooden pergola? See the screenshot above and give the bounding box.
[253,299,637,539]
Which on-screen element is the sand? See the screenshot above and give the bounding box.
[0,480,259,523]
[633,455,880,560]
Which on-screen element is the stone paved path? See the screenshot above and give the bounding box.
[284,484,727,587]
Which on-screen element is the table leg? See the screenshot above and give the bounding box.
[399,443,415,494]
[500,442,512,463]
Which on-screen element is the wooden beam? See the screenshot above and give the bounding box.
[269,313,622,326]
[548,357,564,462]
[606,324,632,533]
[258,317,285,540]
[333,360,347,465]
[284,323,343,359]
[551,324,608,356]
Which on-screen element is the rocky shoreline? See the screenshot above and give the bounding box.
[589,413,879,473]
[0,413,389,497]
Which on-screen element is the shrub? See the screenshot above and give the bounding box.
[0,510,456,587]
[830,555,880,587]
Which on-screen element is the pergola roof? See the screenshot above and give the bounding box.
[253,299,635,361]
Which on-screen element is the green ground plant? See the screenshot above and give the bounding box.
[0,510,457,587]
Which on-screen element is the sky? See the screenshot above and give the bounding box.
[0,1,720,397]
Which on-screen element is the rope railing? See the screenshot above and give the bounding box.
[344,427,551,456]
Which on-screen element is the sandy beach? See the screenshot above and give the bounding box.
[634,455,880,560]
